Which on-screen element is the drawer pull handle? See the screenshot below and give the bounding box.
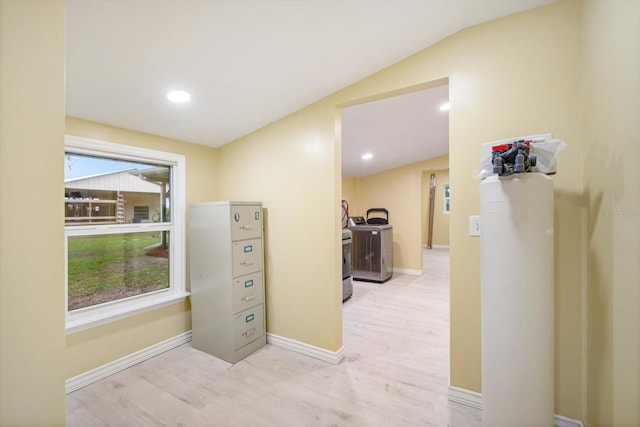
[243,295,255,302]
[241,225,253,230]
[241,260,255,266]
[243,327,256,338]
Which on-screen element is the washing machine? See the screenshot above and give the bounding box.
[348,209,393,283]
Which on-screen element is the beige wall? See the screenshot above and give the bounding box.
[65,117,218,378]
[344,155,448,271]
[581,1,640,426]
[421,169,450,247]
[215,102,344,350]
[0,1,67,425]
[341,176,359,223]
[438,4,584,418]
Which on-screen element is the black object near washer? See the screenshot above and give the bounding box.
[341,228,353,301]
[365,208,389,225]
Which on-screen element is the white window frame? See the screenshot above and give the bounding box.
[64,135,188,334]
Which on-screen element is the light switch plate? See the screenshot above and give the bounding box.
[469,215,481,236]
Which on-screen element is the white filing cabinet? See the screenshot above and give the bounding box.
[189,201,266,363]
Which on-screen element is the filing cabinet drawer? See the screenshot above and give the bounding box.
[230,205,262,241]
[234,305,264,350]
[232,239,263,277]
[232,272,264,314]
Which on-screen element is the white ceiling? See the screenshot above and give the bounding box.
[66,0,553,176]
[342,85,449,177]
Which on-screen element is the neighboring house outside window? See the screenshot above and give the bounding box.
[64,135,186,333]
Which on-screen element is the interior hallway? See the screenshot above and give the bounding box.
[67,248,480,426]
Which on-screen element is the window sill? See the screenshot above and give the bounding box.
[66,291,190,335]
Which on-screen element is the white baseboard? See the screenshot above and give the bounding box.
[422,244,450,249]
[447,386,584,427]
[448,385,483,409]
[554,414,585,427]
[66,331,192,394]
[266,333,344,364]
[393,267,422,276]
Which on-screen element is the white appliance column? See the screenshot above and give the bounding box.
[480,172,554,427]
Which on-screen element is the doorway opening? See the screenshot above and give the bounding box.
[339,80,449,273]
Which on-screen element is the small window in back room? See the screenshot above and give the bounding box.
[444,184,450,214]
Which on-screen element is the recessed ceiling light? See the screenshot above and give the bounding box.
[439,102,450,111]
[362,153,373,160]
[166,90,191,103]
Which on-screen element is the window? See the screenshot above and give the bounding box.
[64,135,186,333]
[133,206,150,221]
[444,184,450,214]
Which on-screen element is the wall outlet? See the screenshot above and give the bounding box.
[469,215,481,236]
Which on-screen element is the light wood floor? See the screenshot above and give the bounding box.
[67,248,481,426]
